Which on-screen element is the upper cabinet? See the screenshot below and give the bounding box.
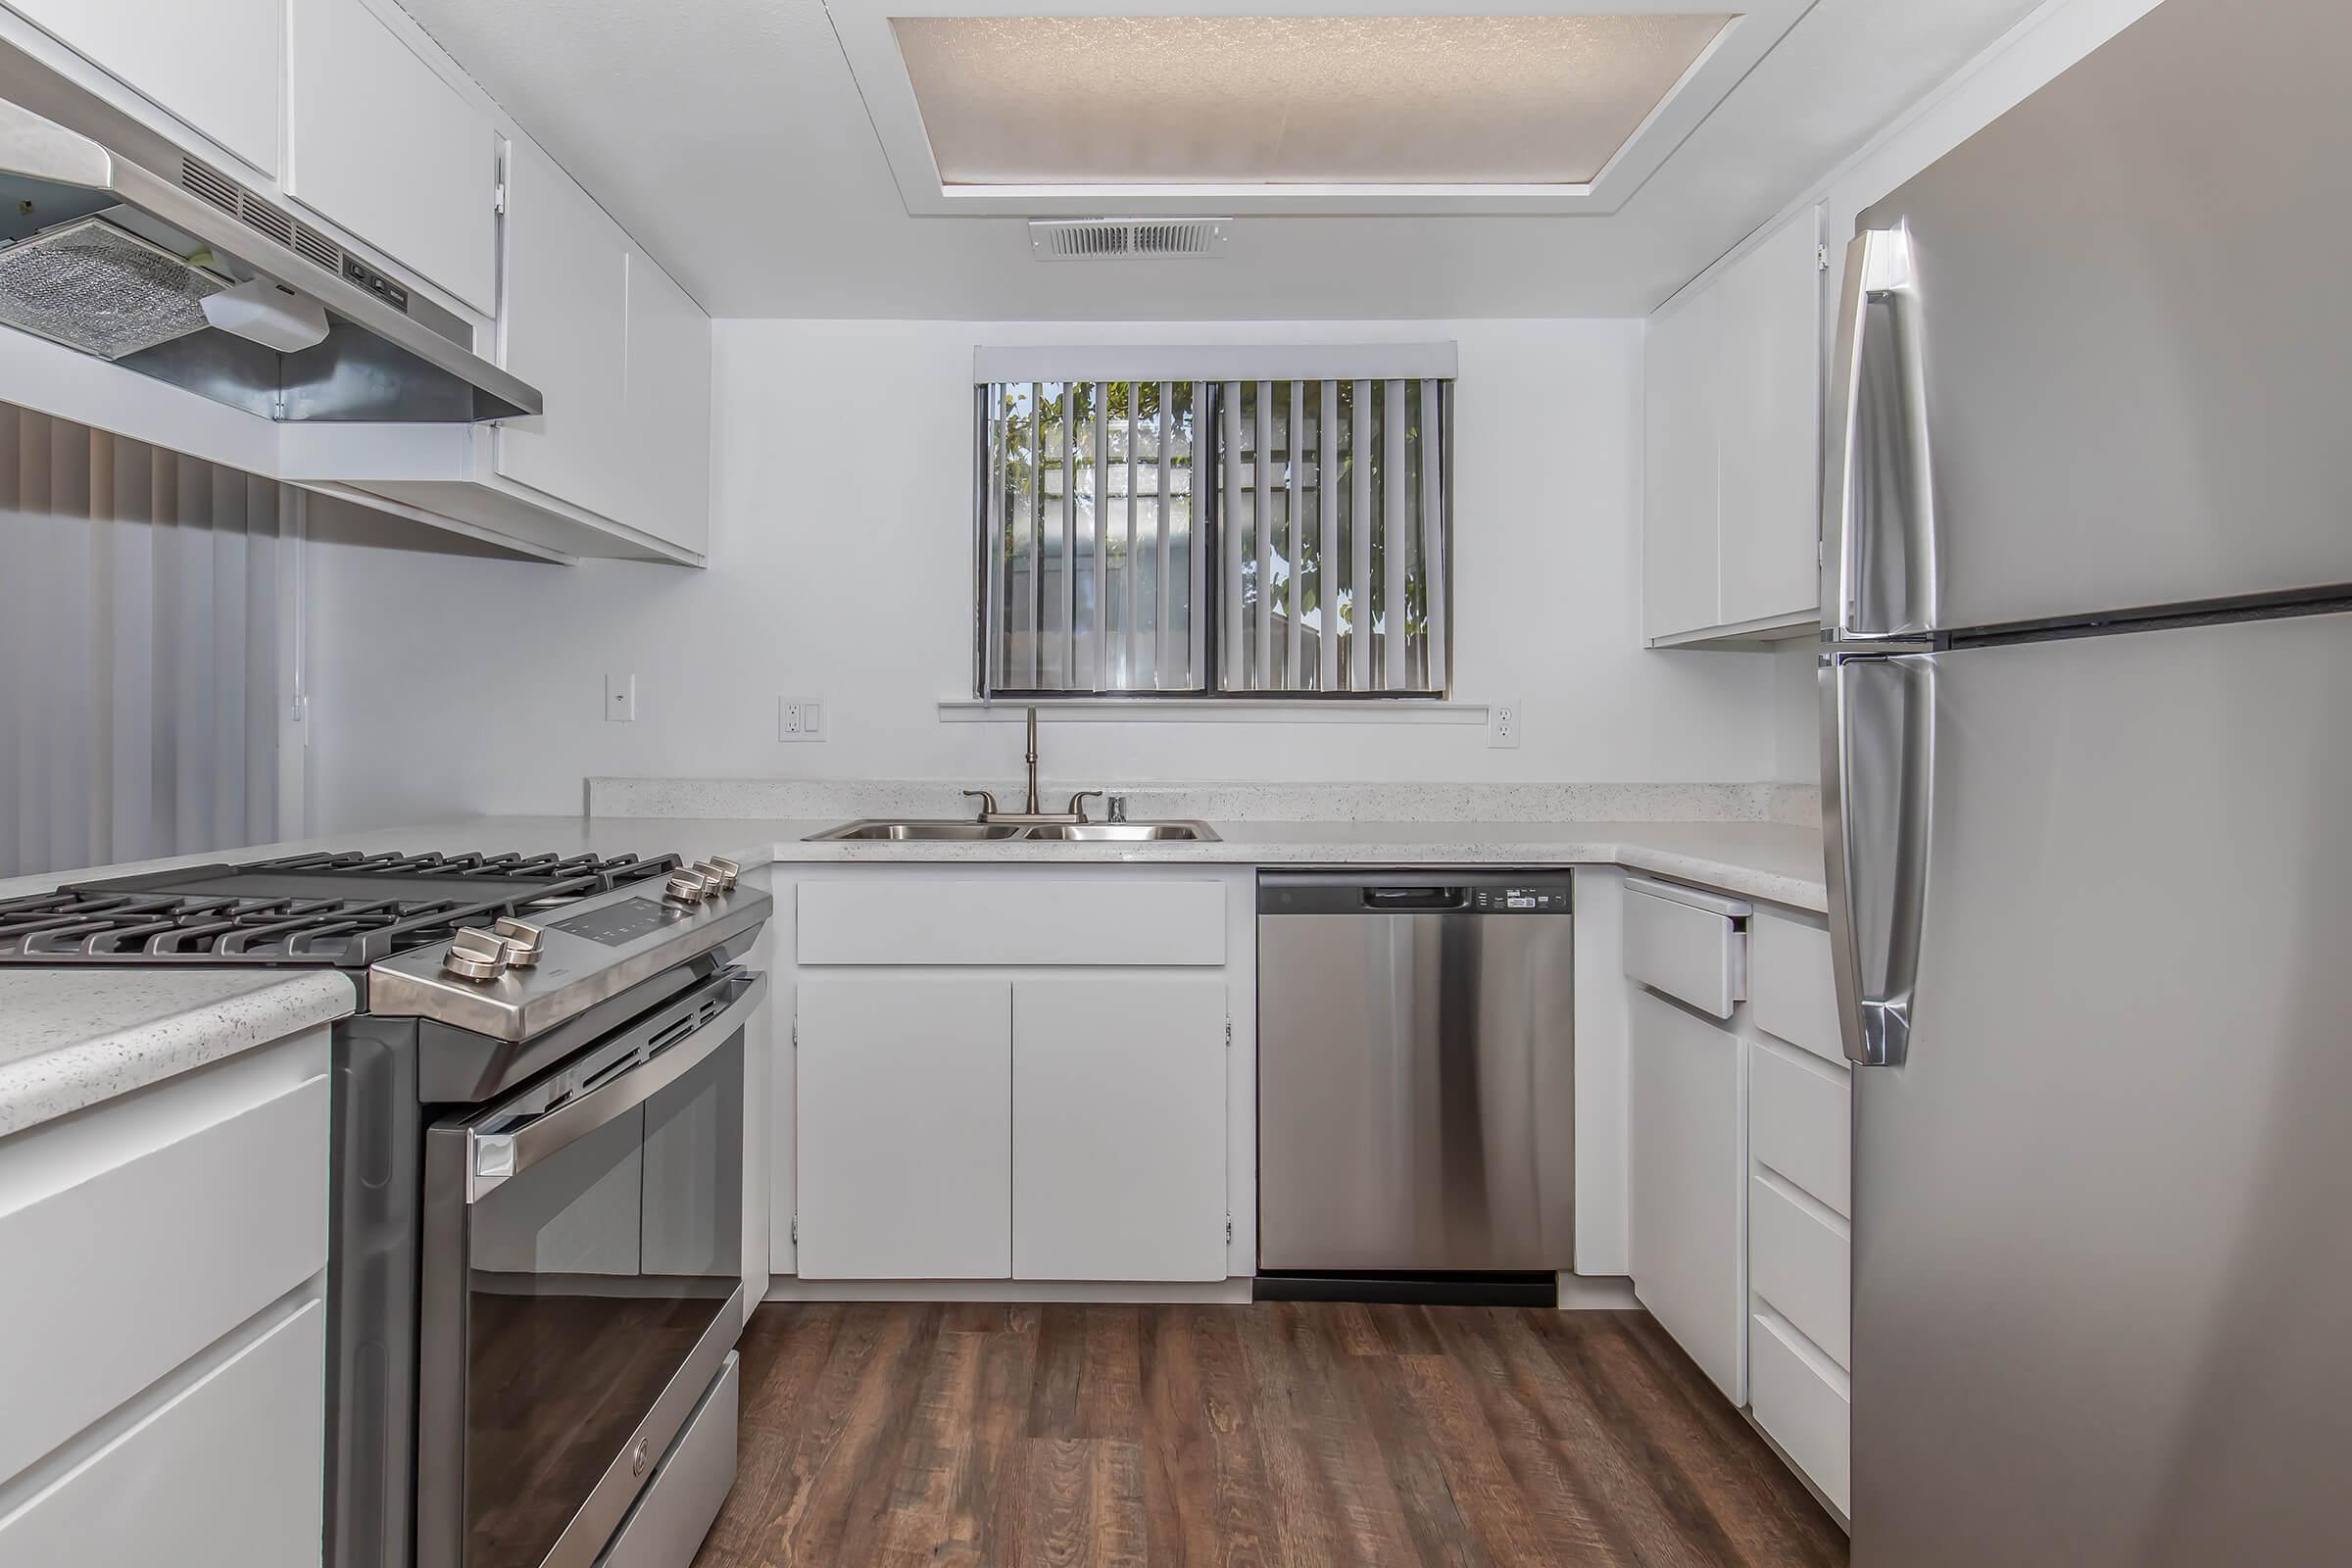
[497,135,632,523]
[1643,205,1827,647]
[497,141,711,557]
[284,0,498,316]
[5,0,282,176]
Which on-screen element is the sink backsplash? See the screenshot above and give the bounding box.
[589,778,1822,828]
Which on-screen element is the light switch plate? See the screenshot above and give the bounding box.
[1487,699,1522,749]
[779,698,826,742]
[605,673,637,723]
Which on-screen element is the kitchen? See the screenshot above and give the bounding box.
[0,0,2343,1565]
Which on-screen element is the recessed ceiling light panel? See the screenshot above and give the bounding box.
[893,13,1734,187]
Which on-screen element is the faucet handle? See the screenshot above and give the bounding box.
[962,789,1000,821]
[1066,790,1104,823]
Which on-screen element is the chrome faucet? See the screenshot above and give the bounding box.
[964,708,1102,825]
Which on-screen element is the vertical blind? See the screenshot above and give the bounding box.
[0,407,283,879]
[978,361,1450,697]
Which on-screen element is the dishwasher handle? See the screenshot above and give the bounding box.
[1362,885,1468,911]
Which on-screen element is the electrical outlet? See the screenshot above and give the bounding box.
[778,698,826,742]
[1488,699,1522,749]
[605,673,636,723]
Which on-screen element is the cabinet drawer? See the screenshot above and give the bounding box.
[1749,1040,1850,1217]
[1749,911,1842,1065]
[1749,1308,1851,1518]
[799,879,1226,967]
[0,1296,325,1566]
[1624,878,1748,1018]
[0,1072,328,1484]
[1750,1174,1850,1369]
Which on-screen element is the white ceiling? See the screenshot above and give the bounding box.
[394,0,2049,320]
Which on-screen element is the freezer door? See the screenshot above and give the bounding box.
[1827,0,2352,638]
[1832,614,2352,1565]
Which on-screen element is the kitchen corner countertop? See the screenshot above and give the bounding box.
[0,809,1821,1137]
[0,969,356,1138]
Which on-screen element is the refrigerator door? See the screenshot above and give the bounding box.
[1832,612,2352,1565]
[1826,0,2352,640]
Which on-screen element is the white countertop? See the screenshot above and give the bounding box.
[0,969,356,1138]
[0,809,1823,1138]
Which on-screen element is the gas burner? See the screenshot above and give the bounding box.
[0,849,683,967]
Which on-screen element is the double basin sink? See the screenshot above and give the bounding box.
[808,819,1220,843]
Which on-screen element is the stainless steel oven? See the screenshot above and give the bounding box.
[416,964,762,1568]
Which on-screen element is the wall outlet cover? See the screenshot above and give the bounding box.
[779,698,826,742]
[1488,699,1522,749]
[605,673,637,723]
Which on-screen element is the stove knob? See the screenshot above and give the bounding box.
[492,916,544,968]
[662,870,710,906]
[444,926,511,981]
[706,857,741,890]
[692,860,732,894]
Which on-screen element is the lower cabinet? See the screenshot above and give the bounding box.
[793,964,1231,1284]
[795,974,1013,1280]
[1012,975,1228,1282]
[1629,988,1748,1402]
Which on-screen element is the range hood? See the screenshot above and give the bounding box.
[0,42,539,422]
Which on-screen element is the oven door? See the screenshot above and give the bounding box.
[417,966,762,1568]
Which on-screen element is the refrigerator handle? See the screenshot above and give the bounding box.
[1821,653,1937,1068]
[1823,224,1938,641]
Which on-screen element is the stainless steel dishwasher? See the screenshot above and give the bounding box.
[1257,870,1575,1294]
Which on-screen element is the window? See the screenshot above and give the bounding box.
[975,347,1453,699]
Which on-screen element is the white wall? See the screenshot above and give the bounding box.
[305,318,1791,830]
[1741,0,2169,784]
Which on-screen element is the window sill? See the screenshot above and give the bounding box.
[938,699,1490,725]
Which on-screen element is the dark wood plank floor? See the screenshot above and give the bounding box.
[693,1300,1845,1568]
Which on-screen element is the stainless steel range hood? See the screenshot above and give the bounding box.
[0,42,539,422]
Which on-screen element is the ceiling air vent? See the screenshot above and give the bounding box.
[1029,219,1229,262]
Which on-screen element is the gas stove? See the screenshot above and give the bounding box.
[0,849,684,968]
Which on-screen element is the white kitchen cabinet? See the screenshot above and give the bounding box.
[495,135,632,528]
[1750,1307,1851,1517]
[1629,987,1748,1402]
[0,1297,325,1568]
[1011,975,1227,1282]
[623,252,713,556]
[5,0,281,175]
[1642,275,1722,643]
[794,974,1012,1280]
[285,0,498,314]
[1643,204,1826,646]
[0,1030,329,1561]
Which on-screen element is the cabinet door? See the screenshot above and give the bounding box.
[0,1296,324,1568]
[622,251,712,555]
[1012,975,1227,1281]
[496,135,631,522]
[1642,283,1720,642]
[9,0,280,175]
[1714,205,1825,628]
[795,974,1011,1280]
[285,0,497,313]
[1629,988,1746,1401]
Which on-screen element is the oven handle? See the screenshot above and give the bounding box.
[466,968,765,1202]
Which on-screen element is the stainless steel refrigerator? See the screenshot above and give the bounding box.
[1821,0,2352,1561]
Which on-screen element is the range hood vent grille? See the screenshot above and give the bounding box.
[177,155,347,280]
[0,216,224,360]
[1029,218,1228,262]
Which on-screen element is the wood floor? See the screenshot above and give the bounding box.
[692,1300,1846,1568]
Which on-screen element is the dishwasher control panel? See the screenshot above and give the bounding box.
[1472,887,1570,913]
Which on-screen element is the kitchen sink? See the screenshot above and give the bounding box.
[1017,822,1219,841]
[807,818,1220,843]
[812,820,1028,841]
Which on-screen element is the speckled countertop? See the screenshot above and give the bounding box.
[0,969,355,1137]
[0,804,1824,1138]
